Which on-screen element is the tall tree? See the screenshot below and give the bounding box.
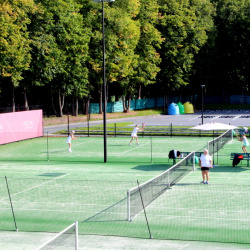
[29,0,90,116]
[157,0,215,98]
[132,0,162,100]
[192,0,250,100]
[0,0,37,111]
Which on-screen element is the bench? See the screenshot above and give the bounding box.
[170,151,203,165]
[230,153,250,167]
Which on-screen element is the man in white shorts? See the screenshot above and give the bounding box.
[129,125,144,146]
[67,130,77,152]
[199,149,213,184]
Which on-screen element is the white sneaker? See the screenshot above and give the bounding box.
[205,181,209,184]
[129,143,131,146]
[136,143,139,145]
[69,149,72,152]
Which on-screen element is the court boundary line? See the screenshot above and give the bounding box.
[0,174,70,201]
[41,140,92,155]
[119,142,151,155]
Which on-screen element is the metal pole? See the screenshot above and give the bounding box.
[5,176,18,231]
[201,85,205,125]
[102,0,107,163]
[137,180,153,239]
[75,221,78,250]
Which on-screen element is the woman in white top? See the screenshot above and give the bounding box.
[237,132,249,153]
[129,125,144,146]
[199,149,213,184]
[67,130,77,152]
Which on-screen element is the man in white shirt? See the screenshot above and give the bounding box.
[199,149,213,184]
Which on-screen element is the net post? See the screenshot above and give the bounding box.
[127,190,131,222]
[115,123,116,137]
[75,221,78,250]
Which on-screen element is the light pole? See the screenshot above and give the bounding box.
[92,0,114,163]
[201,85,205,125]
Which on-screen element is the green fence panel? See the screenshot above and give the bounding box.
[112,101,124,112]
[145,98,156,108]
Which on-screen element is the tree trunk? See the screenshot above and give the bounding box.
[12,84,15,112]
[58,90,64,117]
[106,84,108,103]
[99,85,103,114]
[71,98,75,116]
[84,96,90,116]
[122,96,127,112]
[75,97,78,116]
[138,84,142,99]
[24,86,29,111]
[51,88,58,116]
[127,94,131,112]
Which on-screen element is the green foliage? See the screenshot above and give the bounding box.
[157,0,215,91]
[1,0,250,114]
[0,0,37,85]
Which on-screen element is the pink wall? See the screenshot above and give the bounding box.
[0,110,43,145]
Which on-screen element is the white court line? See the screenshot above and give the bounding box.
[0,173,70,201]
[212,115,221,120]
[41,140,91,155]
[147,206,250,213]
[119,142,151,155]
[0,208,126,215]
[233,115,241,120]
[145,214,250,222]
[189,116,199,121]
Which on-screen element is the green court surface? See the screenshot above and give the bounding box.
[0,136,209,163]
[0,136,250,247]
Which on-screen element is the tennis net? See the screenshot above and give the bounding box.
[127,152,195,221]
[207,129,233,155]
[37,221,78,250]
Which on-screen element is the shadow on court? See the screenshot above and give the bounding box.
[132,164,171,172]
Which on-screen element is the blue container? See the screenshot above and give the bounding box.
[168,102,180,115]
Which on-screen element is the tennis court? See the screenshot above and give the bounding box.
[1,133,250,248]
[0,136,209,163]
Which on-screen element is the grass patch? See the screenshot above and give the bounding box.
[44,108,164,126]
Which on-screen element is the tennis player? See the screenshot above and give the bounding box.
[199,149,213,184]
[67,130,77,152]
[129,125,144,145]
[237,132,249,153]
